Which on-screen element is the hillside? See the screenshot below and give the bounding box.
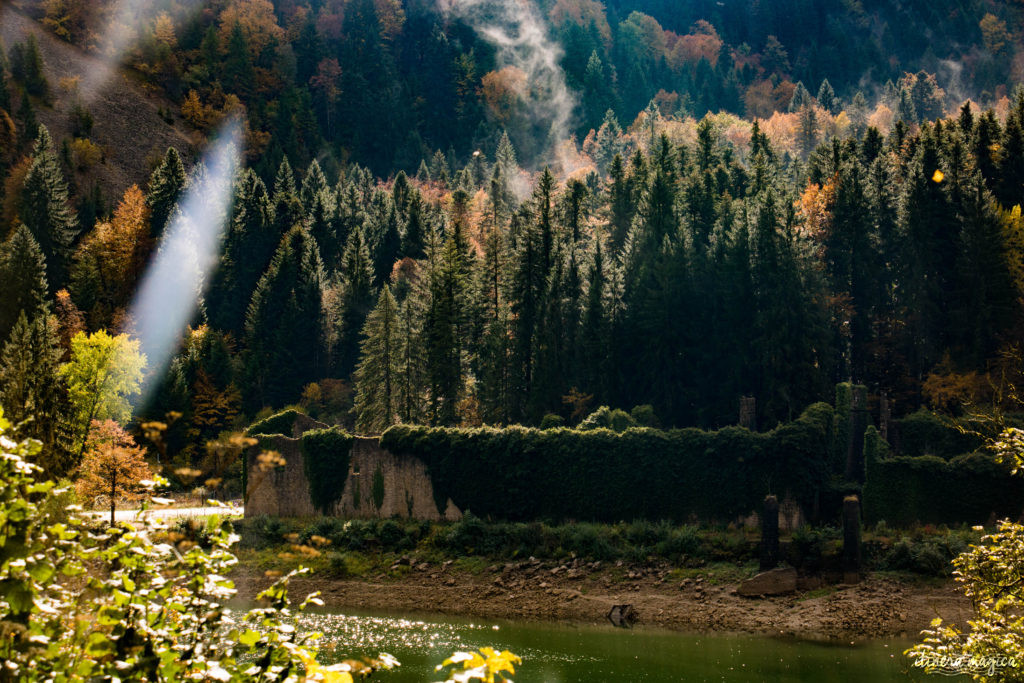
[0,5,195,203]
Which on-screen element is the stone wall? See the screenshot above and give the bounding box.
[244,435,462,521]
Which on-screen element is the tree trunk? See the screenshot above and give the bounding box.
[109,469,116,526]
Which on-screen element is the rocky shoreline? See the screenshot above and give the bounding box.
[232,556,970,641]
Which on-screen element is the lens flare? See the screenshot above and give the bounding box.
[129,117,241,406]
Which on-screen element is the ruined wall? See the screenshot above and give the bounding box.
[244,435,462,521]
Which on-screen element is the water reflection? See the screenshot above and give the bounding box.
[291,609,925,682]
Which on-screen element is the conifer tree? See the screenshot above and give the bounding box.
[0,311,75,477]
[19,126,77,291]
[354,286,401,433]
[423,218,472,425]
[272,157,305,235]
[0,224,49,343]
[146,147,186,239]
[300,159,330,213]
[244,226,325,408]
[15,91,37,148]
[595,110,623,175]
[206,169,277,334]
[336,226,377,377]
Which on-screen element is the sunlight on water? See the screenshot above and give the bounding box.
[285,610,925,683]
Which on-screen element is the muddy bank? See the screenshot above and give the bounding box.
[232,558,969,641]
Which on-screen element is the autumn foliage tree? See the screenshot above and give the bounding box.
[76,419,152,525]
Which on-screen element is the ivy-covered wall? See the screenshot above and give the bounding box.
[380,402,836,523]
[863,426,1024,526]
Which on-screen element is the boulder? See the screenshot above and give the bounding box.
[736,567,798,597]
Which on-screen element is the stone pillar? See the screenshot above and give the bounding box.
[845,385,868,482]
[842,495,861,584]
[879,392,892,444]
[739,396,756,431]
[760,495,780,571]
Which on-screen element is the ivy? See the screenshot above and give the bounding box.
[371,465,385,511]
[382,402,835,523]
[246,408,302,436]
[300,427,354,514]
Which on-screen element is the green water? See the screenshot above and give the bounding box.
[298,610,934,682]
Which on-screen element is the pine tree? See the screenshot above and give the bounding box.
[594,110,623,175]
[336,226,377,378]
[15,91,37,149]
[0,224,49,343]
[300,159,330,213]
[146,148,186,239]
[272,157,305,234]
[207,170,277,334]
[424,218,472,425]
[223,21,255,96]
[395,286,427,424]
[0,311,75,477]
[19,126,77,291]
[244,226,325,408]
[816,79,838,115]
[354,286,401,433]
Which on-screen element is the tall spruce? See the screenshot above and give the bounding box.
[354,286,401,433]
[244,226,325,408]
[146,147,186,239]
[19,126,77,291]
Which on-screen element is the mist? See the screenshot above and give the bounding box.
[440,0,576,170]
[128,117,241,406]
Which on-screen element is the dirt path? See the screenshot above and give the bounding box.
[233,559,970,641]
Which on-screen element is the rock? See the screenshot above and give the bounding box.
[607,604,638,628]
[539,581,549,589]
[737,567,798,598]
[416,562,430,571]
[442,560,454,569]
[445,577,456,586]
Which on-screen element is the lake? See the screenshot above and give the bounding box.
[297,609,932,682]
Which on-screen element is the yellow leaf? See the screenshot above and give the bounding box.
[931,169,944,183]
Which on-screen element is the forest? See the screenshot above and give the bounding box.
[1,0,1024,484]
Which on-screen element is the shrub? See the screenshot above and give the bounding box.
[539,413,565,429]
[630,404,661,428]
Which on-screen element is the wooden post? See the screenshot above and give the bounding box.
[760,494,780,571]
[842,495,861,584]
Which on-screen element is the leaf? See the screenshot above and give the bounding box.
[238,629,261,647]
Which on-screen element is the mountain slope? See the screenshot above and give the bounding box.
[1,6,196,202]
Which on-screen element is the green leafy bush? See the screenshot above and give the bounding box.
[539,413,565,429]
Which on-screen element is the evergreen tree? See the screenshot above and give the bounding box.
[19,126,77,291]
[15,91,37,148]
[335,226,377,378]
[0,225,49,343]
[223,21,255,96]
[816,79,839,115]
[594,110,623,175]
[272,157,304,234]
[0,312,75,477]
[206,170,277,334]
[244,226,325,408]
[354,286,401,433]
[424,217,472,425]
[146,147,186,239]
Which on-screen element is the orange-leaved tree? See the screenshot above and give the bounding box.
[76,419,152,525]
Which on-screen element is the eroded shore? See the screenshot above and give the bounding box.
[232,558,969,640]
